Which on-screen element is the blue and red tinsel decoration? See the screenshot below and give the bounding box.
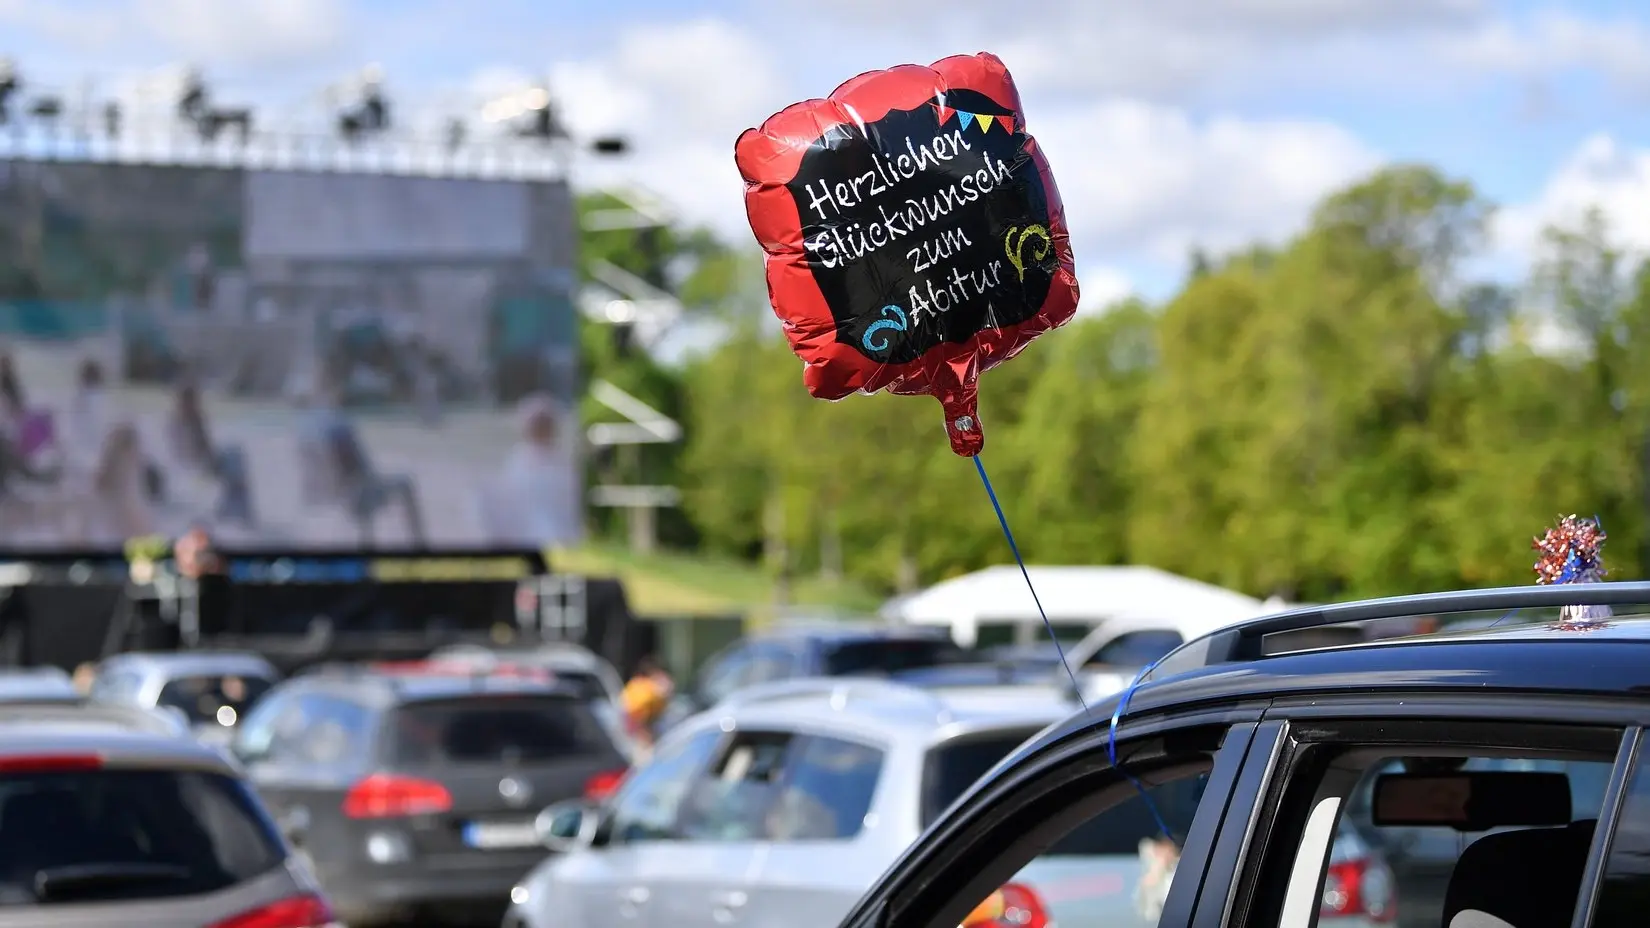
[1533,514,1611,625]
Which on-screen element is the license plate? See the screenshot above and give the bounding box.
[462,820,540,849]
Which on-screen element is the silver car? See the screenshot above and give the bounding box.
[89,650,280,746]
[0,699,336,926]
[506,678,1392,928]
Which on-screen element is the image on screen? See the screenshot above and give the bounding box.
[0,160,583,551]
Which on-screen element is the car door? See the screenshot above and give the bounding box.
[1211,701,1643,928]
[235,691,373,875]
[552,726,725,928]
[741,732,889,928]
[834,710,1269,928]
[665,728,799,928]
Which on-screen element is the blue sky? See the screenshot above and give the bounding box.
[3,0,1647,307]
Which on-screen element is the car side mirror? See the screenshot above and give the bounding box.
[535,800,601,852]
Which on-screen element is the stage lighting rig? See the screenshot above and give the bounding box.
[482,85,566,141]
[0,58,17,125]
[175,67,252,143]
[331,65,390,141]
[480,82,630,155]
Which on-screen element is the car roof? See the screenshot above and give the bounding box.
[0,707,230,772]
[749,623,959,645]
[1027,582,1650,755]
[292,665,585,705]
[708,679,1069,746]
[100,650,279,678]
[0,668,80,701]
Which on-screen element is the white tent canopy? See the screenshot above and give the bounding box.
[883,564,1272,648]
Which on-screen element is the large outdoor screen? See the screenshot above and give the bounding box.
[0,160,582,551]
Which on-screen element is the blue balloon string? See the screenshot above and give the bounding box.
[972,454,1174,841]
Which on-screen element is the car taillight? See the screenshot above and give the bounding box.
[1322,858,1396,922]
[584,768,627,801]
[967,883,1049,928]
[342,773,452,818]
[0,754,103,773]
[207,893,337,928]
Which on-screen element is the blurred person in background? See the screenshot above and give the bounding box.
[164,378,255,524]
[294,376,426,546]
[72,662,97,694]
[482,393,579,546]
[0,351,22,428]
[620,655,674,752]
[64,358,109,468]
[80,422,155,543]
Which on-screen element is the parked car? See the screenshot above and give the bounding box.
[505,676,1391,928]
[426,642,624,707]
[89,650,280,745]
[659,623,973,729]
[0,665,81,703]
[834,582,1650,928]
[231,660,632,927]
[0,697,335,925]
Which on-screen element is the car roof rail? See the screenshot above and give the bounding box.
[0,700,193,737]
[715,677,949,715]
[1145,581,1650,681]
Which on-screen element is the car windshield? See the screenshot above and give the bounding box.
[0,768,284,906]
[386,695,615,765]
[825,638,969,676]
[922,729,1042,826]
[155,674,274,726]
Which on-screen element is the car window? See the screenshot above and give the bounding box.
[1244,730,1619,928]
[155,674,274,726]
[1575,741,1650,926]
[697,647,755,705]
[608,729,723,843]
[925,723,1242,928]
[767,735,884,841]
[822,638,967,677]
[1087,631,1185,669]
[89,670,144,703]
[292,694,374,766]
[0,768,285,906]
[922,728,1045,827]
[385,695,615,766]
[745,644,799,687]
[679,732,792,841]
[230,690,308,765]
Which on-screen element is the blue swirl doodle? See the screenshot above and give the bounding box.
[861,304,908,354]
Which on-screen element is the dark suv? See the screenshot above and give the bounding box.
[668,623,971,721]
[230,661,631,927]
[836,582,1650,928]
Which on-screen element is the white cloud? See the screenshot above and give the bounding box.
[131,0,347,66]
[1075,265,1135,313]
[551,18,1379,286]
[0,0,347,70]
[1494,134,1650,266]
[1439,11,1650,98]
[1034,101,1379,268]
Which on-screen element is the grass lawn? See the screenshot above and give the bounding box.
[549,543,884,621]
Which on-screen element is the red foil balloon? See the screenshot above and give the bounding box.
[735,52,1080,456]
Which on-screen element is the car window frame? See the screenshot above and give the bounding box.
[696,645,757,707]
[1220,709,1638,928]
[290,692,376,769]
[1089,629,1187,669]
[836,707,1270,928]
[603,726,726,846]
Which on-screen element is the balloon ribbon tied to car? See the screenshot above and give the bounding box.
[735,51,1081,457]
